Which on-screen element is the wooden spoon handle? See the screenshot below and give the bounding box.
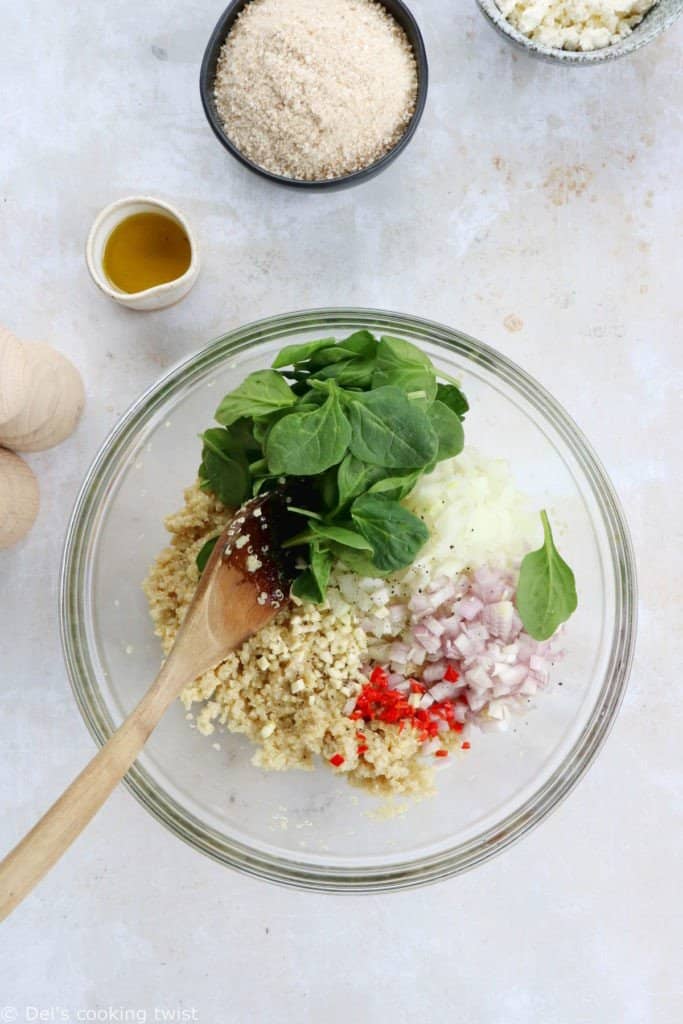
[0,668,177,921]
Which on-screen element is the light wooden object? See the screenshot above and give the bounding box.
[0,493,289,920]
[0,326,30,426]
[0,448,40,548]
[0,341,85,452]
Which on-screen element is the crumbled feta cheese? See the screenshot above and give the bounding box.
[246,554,263,573]
[235,534,249,549]
[496,0,657,51]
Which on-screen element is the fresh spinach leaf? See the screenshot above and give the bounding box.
[372,335,437,404]
[252,475,281,496]
[307,330,378,369]
[316,466,339,512]
[215,370,296,426]
[428,400,465,461]
[369,469,421,501]
[272,338,335,369]
[347,387,438,469]
[251,400,320,449]
[266,390,351,475]
[309,521,373,550]
[328,543,394,579]
[436,382,469,420]
[248,457,269,476]
[221,417,260,455]
[336,454,386,508]
[286,506,323,522]
[199,428,251,507]
[291,544,334,603]
[196,536,219,574]
[251,419,270,447]
[311,357,377,389]
[516,511,578,641]
[351,493,429,573]
[339,330,378,355]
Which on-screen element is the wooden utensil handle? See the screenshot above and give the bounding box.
[0,670,176,921]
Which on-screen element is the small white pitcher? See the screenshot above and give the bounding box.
[86,196,200,311]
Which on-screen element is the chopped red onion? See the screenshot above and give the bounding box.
[412,624,442,654]
[423,615,445,637]
[428,681,460,702]
[353,561,563,749]
[422,661,447,683]
[458,595,485,621]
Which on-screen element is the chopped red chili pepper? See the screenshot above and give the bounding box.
[461,741,471,750]
[435,749,449,758]
[348,665,470,745]
[444,664,460,682]
[370,665,388,686]
[357,745,368,756]
[329,753,345,767]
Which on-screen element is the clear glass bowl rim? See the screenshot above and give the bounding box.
[60,308,637,892]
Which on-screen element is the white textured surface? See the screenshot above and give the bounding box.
[1,2,682,1021]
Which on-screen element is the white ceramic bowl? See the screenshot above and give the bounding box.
[85,196,200,311]
[476,0,683,64]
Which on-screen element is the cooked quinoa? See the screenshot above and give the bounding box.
[143,483,436,795]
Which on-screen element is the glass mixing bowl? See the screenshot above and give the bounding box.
[60,309,636,891]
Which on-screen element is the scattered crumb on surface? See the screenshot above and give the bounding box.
[503,314,524,333]
[543,164,593,206]
[367,799,411,821]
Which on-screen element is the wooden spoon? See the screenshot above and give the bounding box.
[0,491,293,921]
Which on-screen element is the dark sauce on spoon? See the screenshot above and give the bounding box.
[221,490,299,609]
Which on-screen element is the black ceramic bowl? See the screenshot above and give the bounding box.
[199,0,429,191]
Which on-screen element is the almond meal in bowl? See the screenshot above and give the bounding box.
[200,0,428,188]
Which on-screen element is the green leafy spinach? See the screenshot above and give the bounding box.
[197,330,471,602]
[516,511,578,641]
[215,370,296,425]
